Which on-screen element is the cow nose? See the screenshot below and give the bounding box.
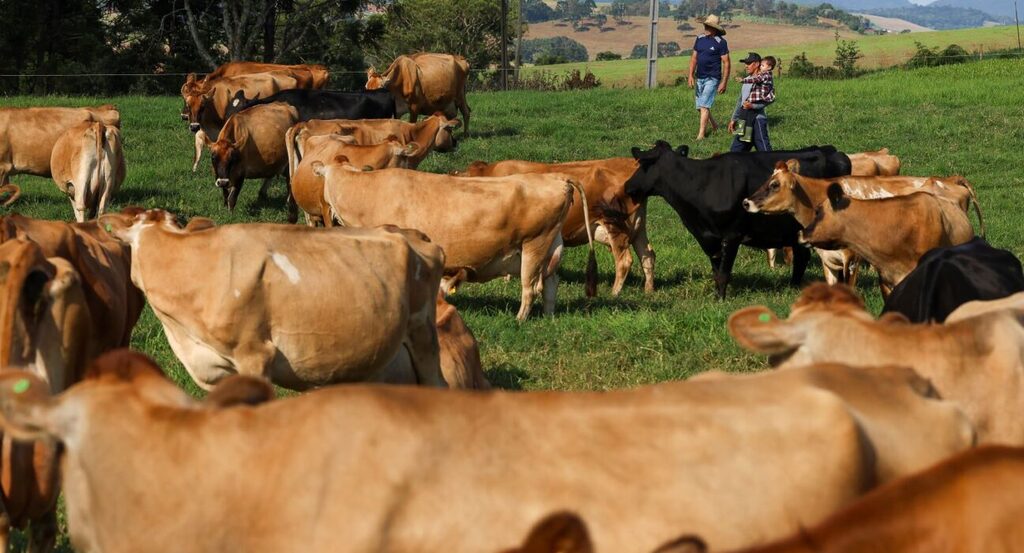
[189,123,200,132]
[742,199,751,211]
[215,178,229,188]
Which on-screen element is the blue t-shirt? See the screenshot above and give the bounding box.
[693,35,729,80]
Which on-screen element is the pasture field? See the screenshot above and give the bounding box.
[525,24,1023,86]
[2,56,1023,550]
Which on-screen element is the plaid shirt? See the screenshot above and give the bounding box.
[742,71,775,105]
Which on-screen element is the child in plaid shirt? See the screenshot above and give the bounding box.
[736,56,777,144]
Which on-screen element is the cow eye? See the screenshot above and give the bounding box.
[769,181,779,191]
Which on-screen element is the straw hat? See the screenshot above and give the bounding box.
[702,14,727,36]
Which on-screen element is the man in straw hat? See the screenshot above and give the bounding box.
[687,14,731,141]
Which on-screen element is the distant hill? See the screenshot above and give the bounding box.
[933,0,1016,19]
[864,5,1012,29]
[789,0,916,10]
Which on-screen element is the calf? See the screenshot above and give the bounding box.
[436,293,490,390]
[459,157,653,296]
[208,102,300,214]
[673,446,1024,553]
[848,147,901,176]
[800,184,974,296]
[99,209,447,390]
[50,121,125,222]
[367,52,472,135]
[0,238,93,553]
[0,351,888,553]
[0,105,120,184]
[314,161,595,320]
[623,141,851,298]
[729,282,1024,445]
[883,238,1024,323]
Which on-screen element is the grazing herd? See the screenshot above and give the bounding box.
[0,53,1021,553]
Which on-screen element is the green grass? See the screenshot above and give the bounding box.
[524,24,1024,86]
[3,57,1024,550]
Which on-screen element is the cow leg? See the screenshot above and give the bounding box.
[628,208,656,293]
[192,130,206,172]
[0,509,9,553]
[457,95,471,137]
[604,226,634,297]
[227,186,241,211]
[284,179,299,224]
[714,240,740,300]
[789,245,811,287]
[258,177,274,200]
[404,315,446,388]
[518,234,560,321]
[541,235,566,316]
[27,509,57,553]
[767,248,778,269]
[846,256,862,287]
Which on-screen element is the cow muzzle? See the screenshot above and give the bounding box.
[189,123,201,133]
[742,199,760,213]
[215,178,230,188]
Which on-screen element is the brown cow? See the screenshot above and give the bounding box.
[669,446,1024,553]
[181,62,329,97]
[459,158,653,295]
[49,121,125,222]
[0,106,120,184]
[800,184,974,296]
[314,161,595,320]
[366,53,472,136]
[99,210,447,390]
[848,147,901,176]
[436,293,490,390]
[0,352,890,552]
[185,71,302,172]
[289,137,418,226]
[286,113,459,153]
[209,102,300,215]
[946,291,1024,322]
[0,212,144,352]
[0,238,93,553]
[729,283,1024,445]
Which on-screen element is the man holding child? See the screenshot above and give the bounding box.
[728,52,777,152]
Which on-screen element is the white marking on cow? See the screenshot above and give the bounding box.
[271,252,301,284]
[233,289,241,298]
[771,168,782,176]
[866,187,894,199]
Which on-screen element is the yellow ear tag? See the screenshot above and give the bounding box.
[450,287,457,295]
[12,378,29,394]
[758,313,772,323]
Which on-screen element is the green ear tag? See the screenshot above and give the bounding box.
[758,313,772,323]
[12,378,30,394]
[104,224,113,233]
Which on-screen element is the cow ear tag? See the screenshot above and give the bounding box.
[12,378,29,394]
[104,223,113,233]
[758,313,772,323]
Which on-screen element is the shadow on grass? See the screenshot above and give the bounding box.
[452,290,646,317]
[486,363,529,390]
[117,185,181,205]
[470,127,520,139]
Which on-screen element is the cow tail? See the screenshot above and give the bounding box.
[958,176,986,238]
[285,125,300,181]
[0,185,21,207]
[570,180,598,298]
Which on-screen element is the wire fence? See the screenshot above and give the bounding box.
[0,48,1021,96]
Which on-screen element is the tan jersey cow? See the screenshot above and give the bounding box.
[289,135,418,226]
[946,291,1024,322]
[181,62,329,97]
[184,71,304,171]
[99,209,447,390]
[315,161,595,320]
[0,238,93,553]
[286,113,458,155]
[0,213,143,352]
[800,184,974,296]
[0,352,895,553]
[459,157,653,296]
[49,121,125,222]
[209,102,300,215]
[674,446,1024,553]
[436,293,490,389]
[729,283,1024,444]
[0,105,120,184]
[848,148,901,176]
[366,53,472,135]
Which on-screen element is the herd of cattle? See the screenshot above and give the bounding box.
[0,54,1022,552]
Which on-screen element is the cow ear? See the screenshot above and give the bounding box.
[0,372,60,442]
[827,183,850,211]
[204,375,274,409]
[507,511,593,553]
[727,306,805,354]
[186,73,196,85]
[98,212,136,240]
[651,535,708,553]
[446,118,462,129]
[184,217,216,232]
[401,142,419,156]
[774,160,788,172]
[385,134,399,142]
[785,159,801,173]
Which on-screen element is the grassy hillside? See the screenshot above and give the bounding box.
[4,57,1024,550]
[525,24,1022,86]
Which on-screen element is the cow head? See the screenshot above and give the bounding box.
[209,138,244,208]
[365,66,387,90]
[624,140,677,200]
[183,90,213,133]
[800,183,851,250]
[743,160,806,214]
[430,114,460,153]
[728,282,872,366]
[99,208,180,250]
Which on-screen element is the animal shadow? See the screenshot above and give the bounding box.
[486,363,529,390]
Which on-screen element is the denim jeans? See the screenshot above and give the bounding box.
[730,115,772,152]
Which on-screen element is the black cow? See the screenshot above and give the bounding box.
[224,89,398,121]
[624,141,852,299]
[882,238,1024,323]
